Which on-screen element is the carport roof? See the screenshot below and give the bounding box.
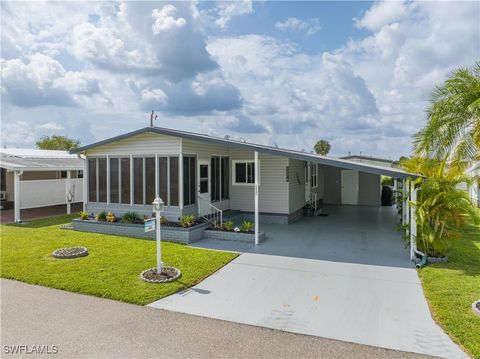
[72,126,422,179]
[0,149,84,171]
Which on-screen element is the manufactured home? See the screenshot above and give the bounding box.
[71,126,422,255]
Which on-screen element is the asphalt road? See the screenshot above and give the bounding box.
[0,279,432,359]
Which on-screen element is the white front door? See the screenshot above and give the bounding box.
[198,161,210,216]
[341,170,359,205]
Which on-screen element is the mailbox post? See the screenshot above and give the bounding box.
[152,197,164,274]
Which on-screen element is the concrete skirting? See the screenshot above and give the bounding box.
[72,219,210,244]
[203,229,266,243]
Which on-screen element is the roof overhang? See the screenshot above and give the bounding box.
[72,126,423,179]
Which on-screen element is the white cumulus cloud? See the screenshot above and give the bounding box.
[275,17,321,36]
[151,5,187,34]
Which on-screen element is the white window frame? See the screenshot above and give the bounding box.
[232,160,260,186]
[311,163,318,189]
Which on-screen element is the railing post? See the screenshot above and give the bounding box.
[66,170,71,214]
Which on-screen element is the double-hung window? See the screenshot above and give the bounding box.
[233,160,257,185]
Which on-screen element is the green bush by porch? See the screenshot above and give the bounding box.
[0,215,238,305]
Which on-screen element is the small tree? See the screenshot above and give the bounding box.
[314,139,331,156]
[401,157,480,256]
[36,135,80,151]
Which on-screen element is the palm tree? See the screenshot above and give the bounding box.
[413,62,480,167]
[401,157,480,256]
[314,139,331,156]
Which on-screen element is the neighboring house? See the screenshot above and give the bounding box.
[0,148,84,222]
[340,155,399,168]
[71,126,421,252]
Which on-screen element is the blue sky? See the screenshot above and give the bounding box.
[1,1,479,159]
[204,1,372,53]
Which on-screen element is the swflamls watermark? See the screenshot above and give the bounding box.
[3,345,59,355]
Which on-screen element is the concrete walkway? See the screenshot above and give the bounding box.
[150,206,466,359]
[0,279,430,359]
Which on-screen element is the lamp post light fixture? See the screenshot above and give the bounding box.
[152,197,164,274]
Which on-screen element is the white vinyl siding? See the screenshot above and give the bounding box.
[229,149,288,214]
[85,133,181,156]
[288,159,306,214]
[358,172,381,206]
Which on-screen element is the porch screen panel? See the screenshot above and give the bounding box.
[211,157,220,201]
[182,156,196,206]
[145,157,155,205]
[221,157,229,199]
[183,157,189,206]
[169,157,179,206]
[120,158,130,204]
[133,157,144,205]
[189,157,196,205]
[88,158,97,202]
[1,168,6,191]
[109,158,119,203]
[98,158,107,202]
[159,157,168,205]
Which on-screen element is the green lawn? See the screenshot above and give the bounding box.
[418,225,480,359]
[0,215,238,305]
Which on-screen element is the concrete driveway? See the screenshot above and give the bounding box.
[149,206,465,358]
[3,279,430,359]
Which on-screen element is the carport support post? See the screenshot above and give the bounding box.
[254,151,259,245]
[13,170,22,223]
[82,155,87,212]
[403,179,409,228]
[409,181,417,261]
[66,170,71,214]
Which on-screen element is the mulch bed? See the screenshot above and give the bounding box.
[140,267,181,283]
[52,246,88,259]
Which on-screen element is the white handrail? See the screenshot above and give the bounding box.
[198,197,223,227]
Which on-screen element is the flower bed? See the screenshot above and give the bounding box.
[140,267,181,283]
[72,218,210,244]
[52,246,88,259]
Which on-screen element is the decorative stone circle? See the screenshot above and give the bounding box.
[140,267,181,283]
[472,300,480,317]
[52,246,88,259]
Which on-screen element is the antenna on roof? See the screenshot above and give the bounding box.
[148,110,158,127]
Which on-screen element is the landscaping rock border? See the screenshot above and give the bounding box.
[52,246,88,259]
[472,300,480,317]
[140,267,181,283]
[60,223,73,230]
[427,256,448,263]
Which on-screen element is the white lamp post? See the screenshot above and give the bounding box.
[152,197,164,274]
